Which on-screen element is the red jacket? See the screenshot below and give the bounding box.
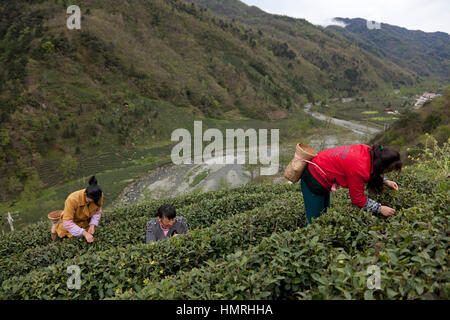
[308,144,373,208]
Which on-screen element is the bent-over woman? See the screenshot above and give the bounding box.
[300,143,401,226]
[54,176,104,243]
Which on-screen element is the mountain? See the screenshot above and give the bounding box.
[329,17,450,78]
[0,0,435,203]
[186,0,418,89]
[187,1,449,80]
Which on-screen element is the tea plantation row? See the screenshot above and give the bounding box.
[0,183,292,257]
[0,184,295,284]
[0,191,304,299]
[117,184,448,300]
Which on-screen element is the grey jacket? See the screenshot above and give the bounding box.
[145,217,188,244]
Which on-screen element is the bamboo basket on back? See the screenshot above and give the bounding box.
[284,143,317,183]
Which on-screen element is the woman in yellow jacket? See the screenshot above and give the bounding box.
[54,176,104,243]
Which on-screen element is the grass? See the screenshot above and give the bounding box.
[365,117,400,121]
[362,111,379,115]
[2,155,172,228]
[189,170,210,188]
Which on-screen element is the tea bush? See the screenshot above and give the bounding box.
[0,185,293,284]
[122,191,447,300]
[115,141,449,300]
[0,183,293,258]
[301,196,448,299]
[0,191,304,299]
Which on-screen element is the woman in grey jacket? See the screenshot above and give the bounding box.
[146,204,188,244]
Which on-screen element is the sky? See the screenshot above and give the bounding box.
[240,0,450,34]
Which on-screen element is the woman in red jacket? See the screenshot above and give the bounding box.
[300,143,402,226]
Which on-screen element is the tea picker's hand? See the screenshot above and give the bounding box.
[380,206,395,217]
[83,230,94,243]
[385,180,398,191]
[88,225,95,235]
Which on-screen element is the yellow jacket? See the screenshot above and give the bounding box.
[55,189,104,238]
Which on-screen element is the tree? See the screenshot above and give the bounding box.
[41,41,55,53]
[0,130,10,147]
[61,155,79,180]
[422,114,442,133]
[18,170,44,201]
[8,176,23,193]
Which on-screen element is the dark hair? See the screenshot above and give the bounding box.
[85,176,103,205]
[156,204,176,220]
[367,143,402,194]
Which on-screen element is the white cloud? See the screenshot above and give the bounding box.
[321,18,348,28]
[241,0,450,33]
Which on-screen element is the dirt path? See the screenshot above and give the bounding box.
[304,103,382,136]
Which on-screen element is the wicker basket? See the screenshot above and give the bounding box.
[48,210,63,224]
[284,143,317,183]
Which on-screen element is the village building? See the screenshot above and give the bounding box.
[384,108,399,114]
[414,92,439,109]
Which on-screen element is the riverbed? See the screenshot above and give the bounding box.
[111,104,383,208]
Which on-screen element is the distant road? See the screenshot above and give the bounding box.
[304,103,382,136]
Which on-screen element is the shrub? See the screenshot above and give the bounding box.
[0,183,292,257]
[0,184,295,284]
[115,142,449,300]
[0,192,304,299]
[124,193,448,300]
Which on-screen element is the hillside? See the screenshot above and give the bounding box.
[329,18,450,78]
[0,0,420,204]
[187,0,418,89]
[0,141,448,299]
[188,0,449,80]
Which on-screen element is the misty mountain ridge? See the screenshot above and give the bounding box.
[329,17,450,77]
